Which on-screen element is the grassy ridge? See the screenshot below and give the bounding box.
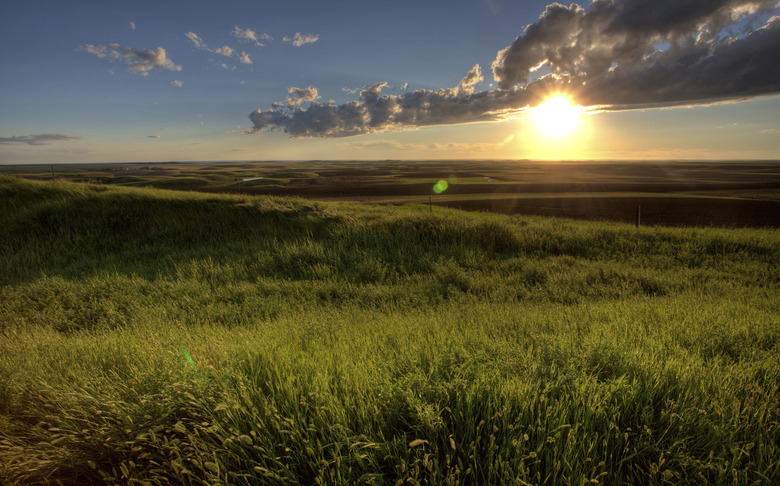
[1,176,779,485]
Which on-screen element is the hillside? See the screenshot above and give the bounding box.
[1,176,779,485]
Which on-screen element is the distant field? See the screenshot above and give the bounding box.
[1,176,779,485]
[3,160,779,228]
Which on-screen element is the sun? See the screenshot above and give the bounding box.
[531,95,583,138]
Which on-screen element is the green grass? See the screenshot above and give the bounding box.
[1,175,779,485]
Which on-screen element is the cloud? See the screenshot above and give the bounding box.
[185,32,207,50]
[761,128,780,134]
[145,135,161,139]
[495,134,515,148]
[129,21,135,30]
[232,26,271,46]
[186,31,233,57]
[274,86,321,109]
[81,44,182,75]
[452,64,484,96]
[171,80,183,87]
[239,51,252,64]
[250,0,780,138]
[0,133,83,145]
[283,32,319,47]
[249,67,529,137]
[491,0,780,108]
[347,138,500,155]
[214,45,234,57]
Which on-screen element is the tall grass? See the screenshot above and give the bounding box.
[1,176,778,485]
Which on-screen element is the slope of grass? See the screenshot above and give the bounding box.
[1,176,779,485]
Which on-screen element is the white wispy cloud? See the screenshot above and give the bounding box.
[129,21,135,30]
[0,133,83,145]
[232,26,271,46]
[239,51,252,64]
[185,31,233,57]
[171,80,183,87]
[185,32,207,50]
[213,45,234,57]
[283,32,319,47]
[81,44,182,75]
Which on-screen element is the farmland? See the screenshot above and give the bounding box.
[3,159,779,228]
[1,170,779,485]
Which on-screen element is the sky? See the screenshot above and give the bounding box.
[1,0,779,164]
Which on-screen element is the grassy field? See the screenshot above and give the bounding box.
[1,175,779,485]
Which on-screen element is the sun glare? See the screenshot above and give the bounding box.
[532,95,583,138]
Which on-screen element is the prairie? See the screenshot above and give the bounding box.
[0,175,778,485]
[3,160,779,228]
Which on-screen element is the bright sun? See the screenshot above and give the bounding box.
[531,95,583,138]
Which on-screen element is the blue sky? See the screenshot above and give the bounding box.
[1,0,779,164]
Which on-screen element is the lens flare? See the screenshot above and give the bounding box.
[433,180,448,194]
[180,345,196,368]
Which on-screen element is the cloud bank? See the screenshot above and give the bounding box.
[0,133,82,145]
[249,0,780,138]
[82,44,182,75]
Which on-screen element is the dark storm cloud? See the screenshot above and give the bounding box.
[0,133,82,145]
[249,0,780,138]
[491,0,780,106]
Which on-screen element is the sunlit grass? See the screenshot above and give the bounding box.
[1,176,778,485]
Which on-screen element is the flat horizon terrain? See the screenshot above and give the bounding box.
[3,160,779,228]
[1,175,778,484]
